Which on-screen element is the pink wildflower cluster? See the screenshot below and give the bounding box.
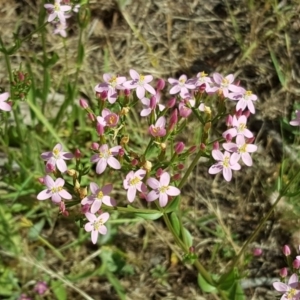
[272,245,300,299]
[44,0,80,37]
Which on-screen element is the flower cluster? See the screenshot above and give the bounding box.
[44,0,80,37]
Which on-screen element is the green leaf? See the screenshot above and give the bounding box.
[170,212,180,236]
[218,268,236,290]
[51,281,67,300]
[197,273,217,293]
[135,212,163,220]
[182,227,193,248]
[228,281,246,300]
[106,271,126,300]
[28,218,45,241]
[164,196,180,213]
[47,52,60,66]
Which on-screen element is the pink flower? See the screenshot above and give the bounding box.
[222,115,253,139]
[123,69,156,99]
[178,101,192,118]
[228,89,257,114]
[81,183,116,213]
[102,109,119,127]
[95,73,126,104]
[34,281,48,295]
[140,93,165,117]
[84,212,110,244]
[147,172,180,207]
[290,110,300,126]
[91,144,121,174]
[223,135,257,166]
[209,73,243,97]
[37,175,72,203]
[96,116,106,136]
[208,150,241,182]
[44,1,71,24]
[149,116,166,137]
[194,71,213,93]
[123,169,147,202]
[54,22,67,37]
[273,274,300,300]
[41,143,74,173]
[0,92,11,111]
[168,74,195,98]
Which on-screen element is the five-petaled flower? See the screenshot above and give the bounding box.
[222,115,253,139]
[273,273,300,300]
[228,88,257,114]
[123,169,147,202]
[37,175,72,203]
[146,172,180,207]
[208,150,241,182]
[149,116,166,137]
[168,74,195,98]
[123,69,156,100]
[91,144,121,174]
[44,1,71,24]
[84,212,110,244]
[209,73,243,97]
[41,143,74,173]
[81,183,116,213]
[0,92,11,112]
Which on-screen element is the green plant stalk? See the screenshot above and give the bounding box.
[224,166,300,277]
[37,235,65,261]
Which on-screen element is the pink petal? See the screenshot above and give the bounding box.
[91,154,100,163]
[48,13,57,23]
[102,196,116,206]
[127,186,136,202]
[247,101,255,114]
[0,101,11,111]
[99,212,110,223]
[135,169,146,178]
[102,184,113,195]
[160,172,170,186]
[168,78,179,85]
[129,69,140,80]
[60,5,71,12]
[147,177,159,189]
[59,189,72,200]
[96,159,107,174]
[91,200,101,213]
[44,175,55,188]
[166,186,180,196]
[241,153,252,166]
[98,225,107,235]
[273,282,287,292]
[144,83,156,95]
[147,190,159,202]
[243,129,254,138]
[51,193,61,203]
[103,73,112,82]
[143,75,153,83]
[56,159,67,172]
[37,189,52,200]
[212,150,224,161]
[226,74,234,84]
[110,146,121,155]
[61,152,74,160]
[107,156,121,170]
[159,193,168,207]
[223,167,232,182]
[41,151,52,160]
[136,86,145,99]
[236,100,247,111]
[288,273,298,285]
[84,222,93,232]
[169,85,181,94]
[91,230,99,244]
[90,182,100,194]
[85,212,97,222]
[212,73,222,85]
[246,144,257,153]
[44,4,54,9]
[208,164,223,174]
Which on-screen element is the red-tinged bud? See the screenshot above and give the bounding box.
[177,163,184,170]
[139,192,147,200]
[252,248,263,256]
[175,142,185,154]
[247,137,255,144]
[156,168,164,178]
[150,96,156,109]
[81,204,90,214]
[243,110,251,118]
[198,83,206,93]
[96,122,105,136]
[235,80,241,86]
[46,163,55,173]
[100,90,107,101]
[167,98,176,108]
[156,78,165,91]
[226,115,233,127]
[38,177,44,184]
[62,210,69,217]
[235,109,243,118]
[213,141,219,150]
[74,149,81,159]
[124,89,130,97]
[173,173,181,181]
[91,142,99,150]
[189,246,195,253]
[189,145,197,153]
[18,71,25,81]
[79,98,89,109]
[200,143,206,150]
[59,201,66,213]
[118,148,125,157]
[280,267,288,278]
[283,245,291,256]
[131,159,138,166]
[225,133,233,142]
[293,259,300,269]
[179,104,192,118]
[168,109,178,131]
[88,113,95,121]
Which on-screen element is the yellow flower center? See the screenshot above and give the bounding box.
[199,71,208,78]
[222,156,230,167]
[221,78,229,88]
[53,148,59,157]
[51,186,63,193]
[54,3,60,11]
[287,288,297,299]
[97,191,103,199]
[139,75,145,83]
[159,186,169,193]
[238,123,246,132]
[108,76,117,87]
[99,149,111,159]
[93,219,103,231]
[130,176,140,186]
[108,115,117,125]
[239,144,247,153]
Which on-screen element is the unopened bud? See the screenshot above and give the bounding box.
[280,267,288,278]
[46,163,55,173]
[38,177,44,184]
[91,142,99,150]
[177,163,184,170]
[173,173,181,181]
[169,109,178,131]
[293,259,300,269]
[200,143,206,150]
[156,78,165,91]
[167,98,176,108]
[124,89,130,97]
[235,109,243,118]
[156,168,164,178]
[243,110,251,118]
[175,142,185,154]
[131,159,138,166]
[213,141,219,150]
[150,96,156,109]
[118,148,125,157]
[100,90,107,101]
[79,98,89,109]
[74,180,80,190]
[120,107,130,116]
[74,149,81,159]
[226,115,233,127]
[143,160,152,172]
[189,145,197,153]
[67,169,77,177]
[88,113,95,121]
[283,245,291,256]
[252,248,263,257]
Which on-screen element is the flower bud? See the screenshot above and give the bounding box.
[79,98,89,109]
[38,177,44,184]
[293,259,300,269]
[167,98,176,108]
[99,90,107,101]
[143,160,152,172]
[243,110,251,118]
[46,163,55,173]
[252,248,263,257]
[235,109,243,118]
[177,163,185,170]
[200,143,206,150]
[131,159,138,166]
[121,135,129,146]
[168,109,178,131]
[96,122,105,136]
[118,148,125,157]
[175,142,185,154]
[88,113,95,121]
[189,145,197,153]
[150,96,156,109]
[81,204,90,214]
[224,133,233,142]
[74,149,81,159]
[179,104,192,118]
[283,245,291,256]
[156,78,165,91]
[226,115,233,127]
[280,267,288,278]
[91,142,99,150]
[213,141,219,150]
[156,168,164,178]
[124,89,130,97]
[173,173,181,181]
[120,107,130,116]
